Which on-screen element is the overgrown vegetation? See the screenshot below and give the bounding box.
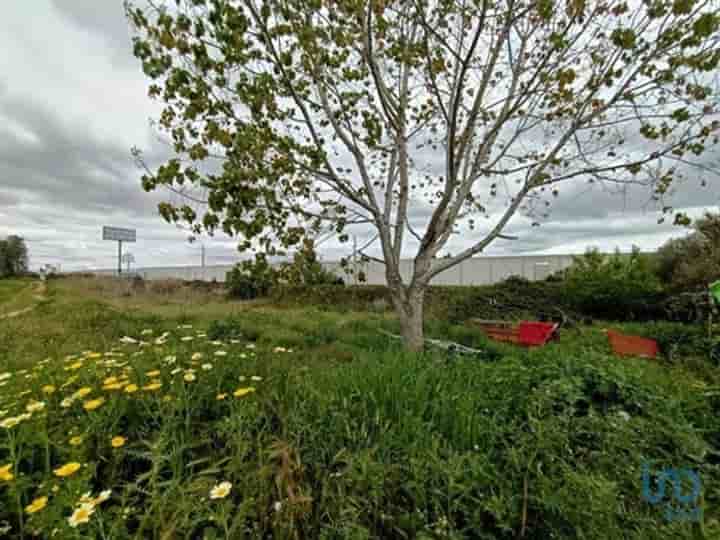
[657,212,720,292]
[0,277,718,539]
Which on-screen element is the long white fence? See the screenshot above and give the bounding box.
[88,254,576,286]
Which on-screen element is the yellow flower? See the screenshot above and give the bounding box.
[103,383,124,391]
[143,382,162,392]
[26,400,46,413]
[42,385,56,395]
[183,372,196,382]
[111,436,126,448]
[0,464,13,482]
[209,481,232,499]
[54,462,81,477]
[86,352,102,359]
[124,384,139,393]
[68,503,95,527]
[145,370,161,378]
[83,398,105,411]
[216,393,228,401]
[102,377,118,385]
[69,436,83,446]
[74,387,92,399]
[233,387,256,398]
[26,496,48,514]
[66,362,84,371]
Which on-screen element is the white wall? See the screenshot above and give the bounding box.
[85,254,576,286]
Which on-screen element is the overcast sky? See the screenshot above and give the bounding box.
[0,1,718,271]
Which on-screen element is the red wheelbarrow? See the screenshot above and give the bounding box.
[472,320,559,347]
[606,330,658,359]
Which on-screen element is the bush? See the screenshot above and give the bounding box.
[563,248,665,320]
[226,255,278,299]
[656,212,720,292]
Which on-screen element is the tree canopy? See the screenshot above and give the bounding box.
[0,236,29,278]
[127,0,720,348]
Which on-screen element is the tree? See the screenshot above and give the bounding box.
[127,0,720,350]
[657,211,720,290]
[0,236,29,278]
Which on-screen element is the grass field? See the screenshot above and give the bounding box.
[0,276,718,539]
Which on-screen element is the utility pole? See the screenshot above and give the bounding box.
[201,244,206,269]
[118,240,123,276]
[353,235,358,285]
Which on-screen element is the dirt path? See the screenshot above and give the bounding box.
[0,280,47,320]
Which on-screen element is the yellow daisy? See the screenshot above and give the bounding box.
[73,387,92,399]
[54,462,81,477]
[42,385,56,395]
[68,503,95,527]
[0,464,13,482]
[26,496,48,514]
[209,481,232,499]
[124,383,139,393]
[111,436,126,448]
[233,387,256,398]
[145,370,161,378]
[142,382,162,392]
[83,398,105,411]
[69,436,83,446]
[216,393,228,401]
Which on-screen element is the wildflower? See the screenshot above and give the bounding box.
[124,384,138,394]
[61,375,78,388]
[273,346,287,353]
[163,355,177,365]
[274,501,282,512]
[246,344,256,350]
[94,490,111,505]
[103,382,124,391]
[119,336,138,344]
[216,393,227,400]
[73,388,92,399]
[238,376,246,382]
[170,368,182,375]
[145,370,161,378]
[0,464,13,482]
[0,415,29,429]
[42,385,56,395]
[191,352,204,361]
[230,339,241,344]
[143,382,162,391]
[184,372,196,382]
[60,398,74,408]
[214,351,227,357]
[201,363,213,371]
[86,352,102,359]
[250,376,263,382]
[26,400,46,413]
[83,398,105,411]
[68,503,95,527]
[66,362,84,371]
[210,340,223,346]
[179,324,193,329]
[181,336,194,342]
[209,481,232,499]
[141,329,153,335]
[0,373,11,382]
[69,436,83,446]
[233,387,256,398]
[54,462,81,477]
[111,436,126,448]
[26,496,48,514]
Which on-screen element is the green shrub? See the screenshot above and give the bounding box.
[226,255,278,299]
[563,248,665,320]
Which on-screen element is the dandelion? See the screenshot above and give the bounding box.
[216,393,227,400]
[103,382,124,391]
[209,481,232,499]
[233,387,256,398]
[54,462,81,477]
[68,503,95,527]
[145,370,161,378]
[26,400,46,413]
[111,436,126,448]
[143,382,162,392]
[83,398,105,411]
[184,372,196,382]
[69,436,83,446]
[201,363,213,371]
[25,496,48,514]
[191,352,204,361]
[0,464,13,482]
[124,384,139,394]
[42,385,56,395]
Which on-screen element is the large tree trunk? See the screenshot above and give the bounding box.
[393,286,426,352]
